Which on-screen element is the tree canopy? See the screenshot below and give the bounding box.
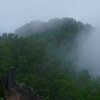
[0,18,99,100]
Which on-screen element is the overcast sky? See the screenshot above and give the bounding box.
[0,0,100,33]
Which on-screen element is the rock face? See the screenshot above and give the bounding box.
[0,68,42,100]
[5,82,42,100]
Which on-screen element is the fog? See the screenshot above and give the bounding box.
[1,0,100,76]
[72,28,100,76]
[0,0,100,33]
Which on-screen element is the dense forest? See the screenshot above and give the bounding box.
[0,18,100,100]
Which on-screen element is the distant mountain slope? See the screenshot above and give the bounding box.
[15,18,92,37]
[0,18,97,100]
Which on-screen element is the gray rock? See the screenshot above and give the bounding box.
[5,82,42,100]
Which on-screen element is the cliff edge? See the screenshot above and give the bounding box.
[0,68,42,100]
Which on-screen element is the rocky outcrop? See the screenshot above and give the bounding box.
[5,82,42,100]
[0,68,42,100]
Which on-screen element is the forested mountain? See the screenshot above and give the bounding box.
[0,18,100,100]
[15,18,91,37]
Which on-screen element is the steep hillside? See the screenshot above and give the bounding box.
[1,18,99,100]
[15,18,92,37]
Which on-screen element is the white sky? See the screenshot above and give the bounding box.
[0,0,100,33]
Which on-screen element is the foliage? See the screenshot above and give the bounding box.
[0,84,4,98]
[0,97,4,100]
[0,18,99,100]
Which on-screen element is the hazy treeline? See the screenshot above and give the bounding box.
[0,18,100,100]
[15,18,92,37]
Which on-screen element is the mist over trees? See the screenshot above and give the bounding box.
[0,18,100,100]
[15,18,92,37]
